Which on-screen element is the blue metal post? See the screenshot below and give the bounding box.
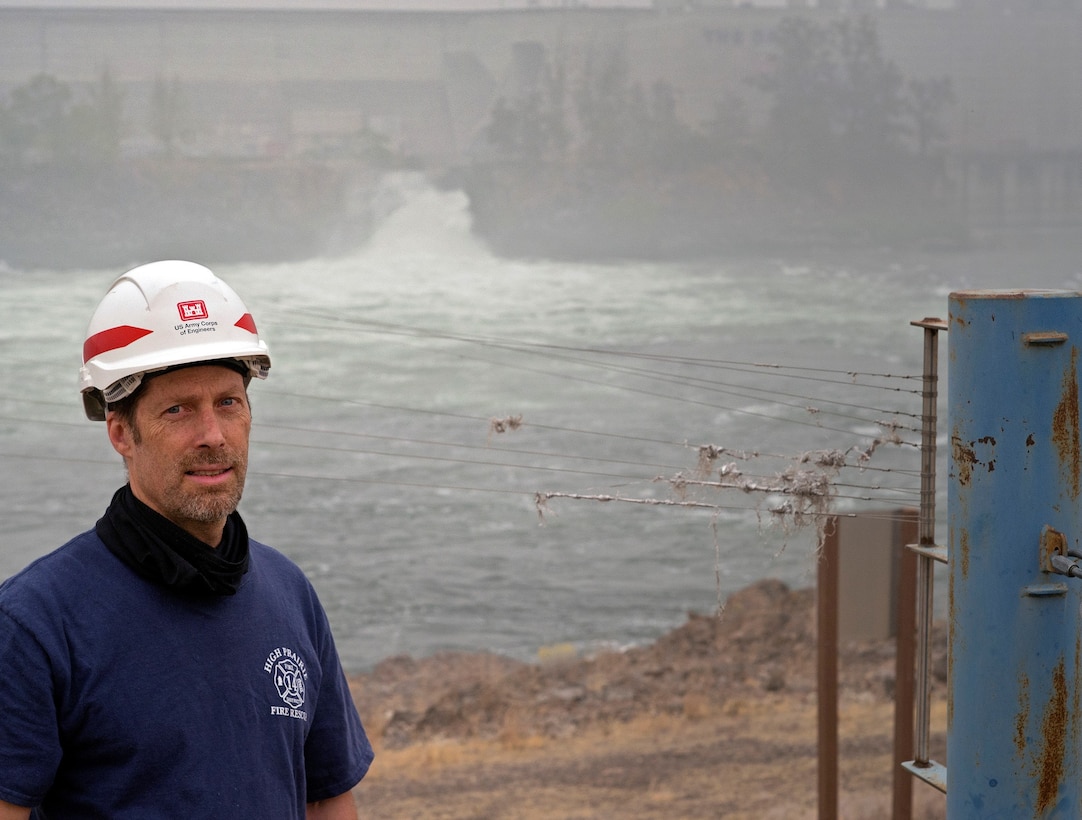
[949,290,1082,818]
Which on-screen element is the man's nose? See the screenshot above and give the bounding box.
[195,406,227,447]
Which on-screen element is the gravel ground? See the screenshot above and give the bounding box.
[345,579,949,818]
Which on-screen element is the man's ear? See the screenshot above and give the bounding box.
[106,414,134,459]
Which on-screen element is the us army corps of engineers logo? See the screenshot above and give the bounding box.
[264,647,309,721]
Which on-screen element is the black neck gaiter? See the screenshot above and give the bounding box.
[96,484,250,596]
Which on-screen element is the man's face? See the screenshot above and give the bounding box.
[106,364,252,546]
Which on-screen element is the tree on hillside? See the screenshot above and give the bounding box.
[0,70,125,164]
[150,74,191,156]
[751,15,950,190]
[574,47,636,170]
[834,16,908,171]
[634,79,711,172]
[483,41,568,166]
[463,15,960,254]
[704,94,755,164]
[750,16,839,184]
[0,74,72,162]
[481,39,713,179]
[67,67,125,163]
[907,75,955,157]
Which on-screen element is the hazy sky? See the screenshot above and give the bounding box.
[0,0,653,8]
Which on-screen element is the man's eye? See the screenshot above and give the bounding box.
[165,405,182,415]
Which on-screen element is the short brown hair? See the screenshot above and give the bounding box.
[105,389,144,443]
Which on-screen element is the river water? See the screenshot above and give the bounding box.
[2,174,1081,671]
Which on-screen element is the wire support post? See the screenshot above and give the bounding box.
[904,318,948,797]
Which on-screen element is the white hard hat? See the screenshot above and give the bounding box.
[79,260,271,421]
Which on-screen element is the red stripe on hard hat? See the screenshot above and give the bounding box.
[83,325,154,363]
[235,313,258,334]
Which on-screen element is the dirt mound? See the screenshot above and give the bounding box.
[350,578,945,750]
[348,579,950,818]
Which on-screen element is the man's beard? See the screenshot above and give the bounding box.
[172,450,247,524]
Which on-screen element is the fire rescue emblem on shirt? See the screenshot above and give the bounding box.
[264,646,309,721]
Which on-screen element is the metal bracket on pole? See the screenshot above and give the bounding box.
[902,317,948,794]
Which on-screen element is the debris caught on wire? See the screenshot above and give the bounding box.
[537,419,909,610]
[487,414,524,444]
[489,414,524,435]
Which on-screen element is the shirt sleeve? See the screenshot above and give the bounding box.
[302,609,374,803]
[0,606,62,808]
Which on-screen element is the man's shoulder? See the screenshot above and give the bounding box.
[248,540,315,587]
[245,540,328,622]
[1,530,106,593]
[0,530,110,625]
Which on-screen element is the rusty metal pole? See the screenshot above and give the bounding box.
[948,290,1082,817]
[818,516,839,820]
[892,508,919,820]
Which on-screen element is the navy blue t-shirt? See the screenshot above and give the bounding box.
[0,529,373,817]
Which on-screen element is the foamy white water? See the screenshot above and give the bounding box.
[3,173,1081,669]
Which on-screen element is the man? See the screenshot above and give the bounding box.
[0,261,373,818]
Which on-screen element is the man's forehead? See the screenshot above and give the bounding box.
[140,364,248,400]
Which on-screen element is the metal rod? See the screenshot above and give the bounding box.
[912,318,944,766]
